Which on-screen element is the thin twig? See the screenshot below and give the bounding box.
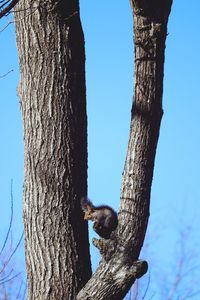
[141,269,151,300]
[0,4,38,33]
[0,232,24,275]
[0,69,13,79]
[0,272,21,285]
[0,266,13,282]
[21,281,27,300]
[134,280,139,300]
[16,279,23,299]
[0,179,14,256]
[148,293,155,300]
[0,19,11,32]
[184,289,200,299]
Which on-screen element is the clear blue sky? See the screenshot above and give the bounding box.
[0,1,200,299]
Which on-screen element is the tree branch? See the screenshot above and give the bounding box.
[0,0,19,18]
[77,2,172,299]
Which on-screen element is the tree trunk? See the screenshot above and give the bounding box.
[77,1,172,299]
[14,1,91,299]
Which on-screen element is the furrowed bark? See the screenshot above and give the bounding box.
[14,1,91,299]
[77,1,172,299]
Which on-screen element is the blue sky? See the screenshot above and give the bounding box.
[0,1,200,298]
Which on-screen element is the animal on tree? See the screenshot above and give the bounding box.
[81,197,118,239]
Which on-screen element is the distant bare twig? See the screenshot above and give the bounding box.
[0,180,14,256]
[0,271,21,285]
[0,180,24,286]
[22,282,27,300]
[0,69,13,79]
[166,226,200,300]
[141,269,151,300]
[0,232,24,276]
[0,180,26,298]
[0,266,13,282]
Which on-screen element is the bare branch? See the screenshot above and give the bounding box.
[16,279,23,299]
[0,4,38,33]
[22,282,27,300]
[0,271,21,285]
[0,0,10,10]
[0,0,19,18]
[0,20,12,32]
[0,232,24,276]
[148,293,156,300]
[0,266,14,282]
[183,289,200,299]
[0,179,14,256]
[141,270,151,300]
[133,280,139,300]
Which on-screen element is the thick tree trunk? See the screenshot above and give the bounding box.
[77,1,172,299]
[14,1,91,299]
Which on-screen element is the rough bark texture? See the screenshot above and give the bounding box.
[77,1,173,299]
[14,1,91,299]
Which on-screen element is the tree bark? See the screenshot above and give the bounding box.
[77,1,172,299]
[14,1,91,299]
